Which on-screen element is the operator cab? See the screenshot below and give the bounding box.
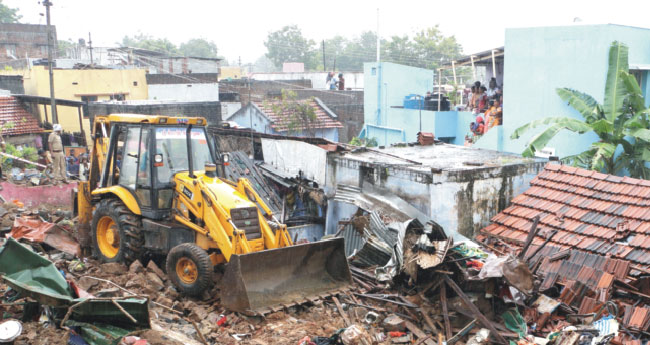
[99,115,221,219]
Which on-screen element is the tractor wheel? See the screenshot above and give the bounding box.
[91,198,144,264]
[166,243,213,296]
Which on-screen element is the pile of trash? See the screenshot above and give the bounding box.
[0,194,644,345]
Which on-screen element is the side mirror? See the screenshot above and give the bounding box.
[221,153,230,166]
[154,154,164,167]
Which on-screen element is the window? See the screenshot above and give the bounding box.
[110,94,126,101]
[135,128,151,207]
[630,70,646,89]
[4,44,16,57]
[118,127,141,190]
[154,127,213,184]
[371,67,377,76]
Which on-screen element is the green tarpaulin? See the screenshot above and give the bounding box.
[0,238,150,345]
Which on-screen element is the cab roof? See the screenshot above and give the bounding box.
[96,114,207,126]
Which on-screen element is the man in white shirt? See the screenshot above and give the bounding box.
[487,78,500,98]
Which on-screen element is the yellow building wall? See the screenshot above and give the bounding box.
[0,66,148,140]
[219,66,243,80]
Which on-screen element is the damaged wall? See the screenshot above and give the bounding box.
[431,162,546,239]
[326,155,546,238]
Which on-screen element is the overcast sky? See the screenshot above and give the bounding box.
[6,0,650,64]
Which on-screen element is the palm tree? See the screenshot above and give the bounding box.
[511,41,650,178]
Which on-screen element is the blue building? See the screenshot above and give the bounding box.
[227,98,343,142]
[473,24,650,158]
[359,61,475,146]
[361,25,650,158]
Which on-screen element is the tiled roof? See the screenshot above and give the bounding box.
[0,97,42,136]
[254,99,343,132]
[478,163,650,266]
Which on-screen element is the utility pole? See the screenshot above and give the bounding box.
[248,79,254,159]
[322,40,326,71]
[88,32,93,64]
[376,8,380,62]
[238,56,241,67]
[44,0,57,124]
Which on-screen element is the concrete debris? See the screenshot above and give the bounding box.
[0,175,645,345]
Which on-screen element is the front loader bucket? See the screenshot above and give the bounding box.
[220,237,352,314]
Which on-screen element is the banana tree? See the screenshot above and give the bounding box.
[511,41,650,178]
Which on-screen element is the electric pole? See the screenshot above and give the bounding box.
[322,40,326,71]
[44,0,57,124]
[88,32,93,64]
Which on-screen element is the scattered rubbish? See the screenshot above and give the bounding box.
[10,215,81,256]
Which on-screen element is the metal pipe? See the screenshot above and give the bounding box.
[186,125,195,178]
[43,0,57,124]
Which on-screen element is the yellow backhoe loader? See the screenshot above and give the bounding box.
[73,114,351,314]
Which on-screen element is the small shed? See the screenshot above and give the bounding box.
[228,97,343,142]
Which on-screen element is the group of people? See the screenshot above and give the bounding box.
[326,72,345,90]
[469,78,503,137]
[38,124,89,183]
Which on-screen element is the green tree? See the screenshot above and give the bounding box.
[264,25,318,70]
[384,35,417,67]
[0,1,20,23]
[267,90,317,136]
[511,41,650,178]
[412,26,463,70]
[119,34,180,55]
[57,39,74,58]
[179,38,218,58]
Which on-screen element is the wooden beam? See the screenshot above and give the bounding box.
[332,296,351,327]
[440,281,452,340]
[404,320,437,345]
[443,275,508,344]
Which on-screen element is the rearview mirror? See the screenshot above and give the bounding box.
[154,154,164,167]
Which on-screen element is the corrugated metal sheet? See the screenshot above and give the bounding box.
[224,151,283,214]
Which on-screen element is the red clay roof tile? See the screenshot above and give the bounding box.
[478,163,650,266]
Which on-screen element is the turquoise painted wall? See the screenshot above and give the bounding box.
[474,24,650,158]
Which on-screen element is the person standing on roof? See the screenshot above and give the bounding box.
[338,73,345,90]
[48,124,67,183]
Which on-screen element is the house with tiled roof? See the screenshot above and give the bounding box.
[226,98,343,142]
[478,162,650,334]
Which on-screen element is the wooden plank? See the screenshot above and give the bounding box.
[443,275,508,344]
[332,296,351,327]
[404,320,437,345]
[419,307,438,334]
[447,320,477,345]
[440,281,452,340]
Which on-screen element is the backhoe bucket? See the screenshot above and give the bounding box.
[220,237,352,314]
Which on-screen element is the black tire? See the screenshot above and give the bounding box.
[91,198,144,264]
[166,243,213,296]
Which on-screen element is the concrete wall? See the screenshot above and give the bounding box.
[219,67,243,80]
[221,102,242,120]
[362,62,438,146]
[251,72,364,90]
[87,101,222,126]
[0,75,24,94]
[219,79,312,105]
[0,23,54,60]
[0,66,148,138]
[325,155,546,237]
[148,83,219,102]
[474,24,650,158]
[430,162,545,238]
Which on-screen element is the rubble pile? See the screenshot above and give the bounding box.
[0,193,644,345]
